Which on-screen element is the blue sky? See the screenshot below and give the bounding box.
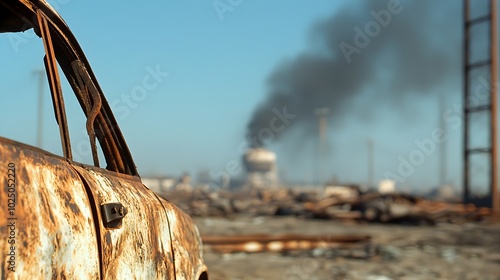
[0,0,495,194]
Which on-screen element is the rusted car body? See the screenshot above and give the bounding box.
[0,0,208,279]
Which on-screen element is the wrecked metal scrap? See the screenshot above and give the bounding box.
[162,189,492,224]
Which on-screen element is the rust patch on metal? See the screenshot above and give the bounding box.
[72,165,176,279]
[104,231,112,246]
[63,190,81,216]
[0,138,100,279]
[160,200,208,280]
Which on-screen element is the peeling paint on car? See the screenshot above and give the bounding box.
[72,166,176,279]
[0,139,100,279]
[161,201,208,280]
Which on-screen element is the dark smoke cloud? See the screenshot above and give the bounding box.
[246,0,460,147]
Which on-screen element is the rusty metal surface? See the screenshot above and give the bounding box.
[463,0,499,211]
[0,137,100,279]
[72,59,103,168]
[72,165,176,279]
[0,137,207,280]
[160,200,208,280]
[490,0,499,214]
[37,10,73,161]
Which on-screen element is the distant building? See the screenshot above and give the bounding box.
[174,173,192,192]
[378,180,396,194]
[142,177,176,193]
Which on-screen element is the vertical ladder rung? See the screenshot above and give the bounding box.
[466,14,491,27]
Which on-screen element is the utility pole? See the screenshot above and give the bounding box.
[368,138,374,188]
[439,92,447,187]
[315,108,330,186]
[34,69,45,148]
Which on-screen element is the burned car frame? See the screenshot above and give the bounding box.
[0,0,208,279]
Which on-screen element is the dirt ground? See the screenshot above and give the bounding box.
[194,216,500,280]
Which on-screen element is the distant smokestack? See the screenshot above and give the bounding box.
[246,0,459,145]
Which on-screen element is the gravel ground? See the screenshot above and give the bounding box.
[194,216,500,280]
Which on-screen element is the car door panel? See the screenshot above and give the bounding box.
[71,164,175,279]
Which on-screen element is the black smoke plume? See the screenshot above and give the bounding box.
[246,0,460,147]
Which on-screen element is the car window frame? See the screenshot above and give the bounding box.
[1,1,139,176]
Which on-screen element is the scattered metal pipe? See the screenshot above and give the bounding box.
[202,234,371,254]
